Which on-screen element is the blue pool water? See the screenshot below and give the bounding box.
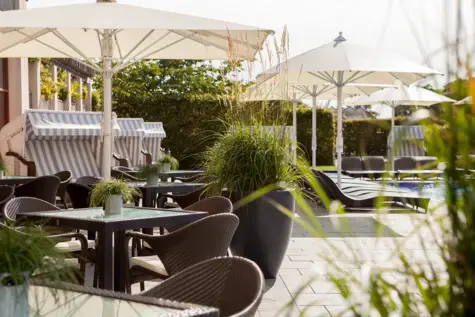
[388,182,446,200]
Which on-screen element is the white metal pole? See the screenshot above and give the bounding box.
[312,85,317,169]
[390,106,396,170]
[292,93,297,162]
[336,72,344,187]
[102,30,113,180]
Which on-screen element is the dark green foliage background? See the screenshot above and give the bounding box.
[342,117,405,157]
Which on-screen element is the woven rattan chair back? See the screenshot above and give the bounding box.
[4,197,60,221]
[143,256,264,317]
[14,175,61,204]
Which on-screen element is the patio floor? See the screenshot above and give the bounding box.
[85,200,442,317]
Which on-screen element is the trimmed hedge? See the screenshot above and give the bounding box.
[342,117,405,157]
[290,107,335,165]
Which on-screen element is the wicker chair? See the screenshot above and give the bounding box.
[2,198,94,283]
[0,185,15,216]
[174,174,203,183]
[125,213,239,293]
[75,176,101,187]
[54,171,72,208]
[14,175,61,204]
[142,257,264,317]
[156,185,207,209]
[66,183,95,241]
[114,166,134,172]
[0,221,89,284]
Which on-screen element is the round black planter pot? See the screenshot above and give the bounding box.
[230,190,294,279]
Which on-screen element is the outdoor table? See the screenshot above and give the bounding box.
[0,175,35,185]
[129,182,206,208]
[161,170,204,181]
[28,281,217,316]
[18,207,207,292]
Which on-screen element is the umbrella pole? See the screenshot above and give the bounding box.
[391,106,395,170]
[336,72,344,187]
[292,93,297,162]
[312,85,317,169]
[102,30,113,180]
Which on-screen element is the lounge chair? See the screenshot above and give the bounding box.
[314,171,429,211]
[394,157,416,170]
[342,157,363,171]
[362,156,385,171]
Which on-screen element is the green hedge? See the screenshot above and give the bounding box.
[291,107,335,165]
[342,117,405,156]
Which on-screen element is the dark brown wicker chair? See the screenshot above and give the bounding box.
[185,196,233,215]
[114,166,134,172]
[66,183,95,241]
[362,156,385,171]
[125,213,239,293]
[0,185,15,216]
[54,171,72,208]
[14,175,61,204]
[156,185,207,209]
[113,153,130,168]
[142,257,264,317]
[0,221,89,284]
[2,198,94,283]
[75,176,101,187]
[342,157,363,171]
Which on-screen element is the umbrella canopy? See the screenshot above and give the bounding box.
[0,0,273,179]
[257,32,441,186]
[347,85,454,168]
[242,83,383,167]
[455,96,472,105]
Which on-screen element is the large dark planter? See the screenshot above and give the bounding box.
[230,190,294,279]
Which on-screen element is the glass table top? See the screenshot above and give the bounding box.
[28,285,180,316]
[0,176,34,179]
[25,207,196,222]
[128,181,205,188]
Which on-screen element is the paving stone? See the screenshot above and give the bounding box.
[294,294,347,306]
[278,268,303,276]
[297,306,331,316]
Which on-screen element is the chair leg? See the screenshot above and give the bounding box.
[140,281,145,292]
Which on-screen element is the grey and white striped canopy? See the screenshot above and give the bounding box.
[117,118,146,137]
[143,122,166,162]
[115,118,146,166]
[25,109,120,140]
[389,126,425,157]
[144,122,166,138]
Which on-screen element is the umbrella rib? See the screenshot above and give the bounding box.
[96,30,104,58]
[343,71,374,85]
[113,32,196,72]
[114,33,123,60]
[309,72,336,85]
[0,27,23,34]
[197,30,261,50]
[171,30,254,60]
[51,29,100,69]
[0,29,53,54]
[120,30,156,61]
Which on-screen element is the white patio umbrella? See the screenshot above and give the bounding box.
[0,0,272,179]
[455,96,472,105]
[242,83,383,167]
[257,32,441,186]
[347,84,455,168]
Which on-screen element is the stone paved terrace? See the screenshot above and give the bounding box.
[106,200,443,317]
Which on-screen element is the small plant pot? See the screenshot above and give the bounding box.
[160,163,171,174]
[0,170,4,179]
[104,195,123,215]
[0,273,29,317]
[146,174,159,186]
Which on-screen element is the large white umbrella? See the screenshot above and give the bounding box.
[347,84,455,168]
[258,32,441,186]
[242,83,383,167]
[0,0,272,179]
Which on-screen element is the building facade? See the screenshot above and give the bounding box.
[0,0,96,131]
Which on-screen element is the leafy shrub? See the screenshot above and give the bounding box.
[342,117,406,156]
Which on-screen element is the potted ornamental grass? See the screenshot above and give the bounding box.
[202,125,301,278]
[157,154,179,174]
[0,160,7,179]
[138,163,162,185]
[0,223,76,317]
[90,179,140,215]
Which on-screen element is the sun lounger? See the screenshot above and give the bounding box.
[313,170,430,211]
[342,157,363,171]
[362,156,385,171]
